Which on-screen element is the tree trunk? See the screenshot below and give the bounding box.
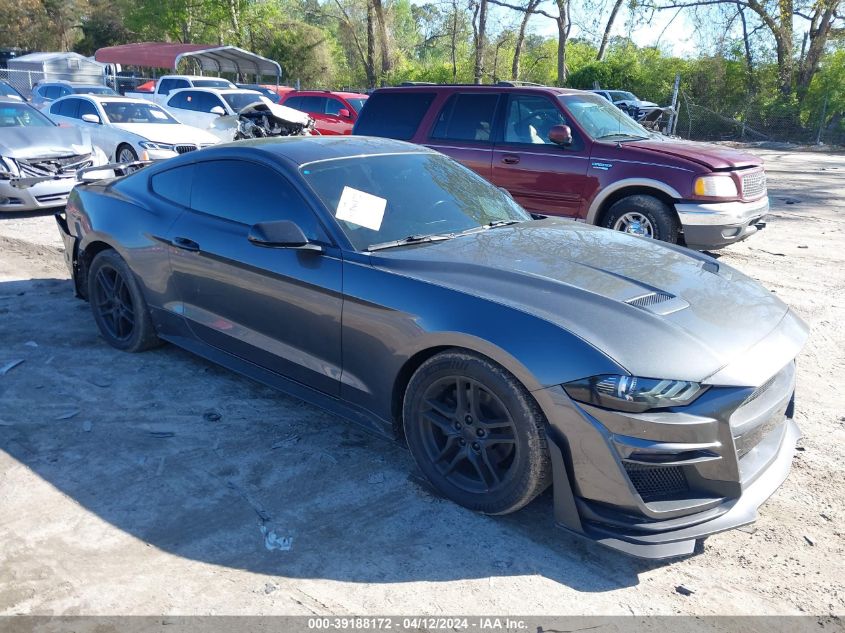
[554,0,570,86]
[797,0,837,94]
[450,0,458,81]
[512,0,539,80]
[597,0,624,61]
[373,0,393,80]
[737,3,755,93]
[473,0,488,83]
[366,0,377,88]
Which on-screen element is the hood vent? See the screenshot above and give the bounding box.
[624,291,689,316]
[626,292,673,308]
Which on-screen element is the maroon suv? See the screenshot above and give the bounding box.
[353,85,769,250]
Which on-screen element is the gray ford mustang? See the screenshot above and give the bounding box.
[56,136,808,559]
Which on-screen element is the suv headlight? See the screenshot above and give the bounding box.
[563,375,706,413]
[693,175,738,198]
[139,141,175,151]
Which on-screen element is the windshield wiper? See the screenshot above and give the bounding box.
[485,220,522,229]
[367,233,454,252]
[596,133,648,141]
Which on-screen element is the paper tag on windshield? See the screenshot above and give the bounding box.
[150,109,168,120]
[335,186,386,231]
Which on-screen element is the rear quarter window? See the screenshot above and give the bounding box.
[150,164,194,207]
[353,92,436,140]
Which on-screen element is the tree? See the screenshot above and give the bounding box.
[597,0,626,60]
[512,0,540,79]
[473,0,489,82]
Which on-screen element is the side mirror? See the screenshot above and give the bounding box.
[548,124,573,146]
[81,113,101,124]
[337,108,351,119]
[248,220,322,251]
[210,106,226,116]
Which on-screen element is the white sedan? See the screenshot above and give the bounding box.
[164,87,310,138]
[47,95,220,163]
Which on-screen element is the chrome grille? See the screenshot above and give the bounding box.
[741,170,766,199]
[174,144,198,154]
[624,463,689,501]
[18,154,93,177]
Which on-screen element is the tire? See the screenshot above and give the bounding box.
[88,249,160,353]
[116,144,138,163]
[403,350,552,515]
[602,194,680,244]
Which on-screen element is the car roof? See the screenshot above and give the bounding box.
[57,94,163,106]
[287,90,368,99]
[162,75,231,81]
[155,136,433,170]
[370,84,584,97]
[169,87,261,96]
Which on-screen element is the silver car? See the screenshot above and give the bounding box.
[0,99,107,212]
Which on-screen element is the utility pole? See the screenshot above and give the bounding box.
[667,73,681,135]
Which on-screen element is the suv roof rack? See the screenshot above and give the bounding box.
[495,80,548,87]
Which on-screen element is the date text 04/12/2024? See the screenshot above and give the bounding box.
[306,617,528,631]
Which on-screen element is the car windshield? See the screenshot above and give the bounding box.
[0,83,23,100]
[560,93,650,140]
[222,92,267,111]
[0,103,54,127]
[102,101,178,124]
[74,86,117,95]
[194,79,235,89]
[301,152,531,251]
[609,91,637,102]
[346,98,367,113]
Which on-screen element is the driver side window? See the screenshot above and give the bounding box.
[503,95,567,145]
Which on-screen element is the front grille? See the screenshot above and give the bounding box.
[731,363,794,458]
[35,193,69,203]
[741,170,766,199]
[18,154,93,177]
[743,373,778,406]
[626,292,673,308]
[175,144,198,154]
[624,463,689,501]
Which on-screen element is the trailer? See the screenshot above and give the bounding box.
[6,52,107,97]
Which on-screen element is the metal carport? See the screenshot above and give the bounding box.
[94,43,281,82]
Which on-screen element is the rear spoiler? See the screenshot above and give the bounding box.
[7,160,152,190]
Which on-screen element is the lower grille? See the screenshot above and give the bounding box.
[175,144,198,154]
[624,463,689,501]
[18,154,93,177]
[741,170,766,199]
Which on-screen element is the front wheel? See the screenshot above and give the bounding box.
[403,350,552,515]
[603,194,680,244]
[116,144,138,163]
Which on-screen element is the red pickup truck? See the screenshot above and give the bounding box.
[353,84,769,250]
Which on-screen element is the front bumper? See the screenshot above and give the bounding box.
[0,177,75,212]
[675,196,769,250]
[533,356,801,559]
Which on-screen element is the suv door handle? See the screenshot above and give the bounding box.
[501,155,520,165]
[172,237,200,252]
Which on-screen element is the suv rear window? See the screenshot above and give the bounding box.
[354,92,435,140]
[431,93,499,142]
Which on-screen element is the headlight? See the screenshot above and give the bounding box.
[0,156,19,177]
[693,175,738,198]
[139,141,175,151]
[563,375,706,413]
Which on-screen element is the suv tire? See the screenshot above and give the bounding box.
[603,194,680,243]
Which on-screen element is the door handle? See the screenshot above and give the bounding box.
[501,155,520,165]
[172,237,200,252]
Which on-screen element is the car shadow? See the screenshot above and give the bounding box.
[1,277,668,594]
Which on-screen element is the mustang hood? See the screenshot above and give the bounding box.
[371,219,807,385]
[624,137,762,170]
[0,126,92,159]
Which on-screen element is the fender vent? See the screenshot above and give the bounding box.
[625,292,674,308]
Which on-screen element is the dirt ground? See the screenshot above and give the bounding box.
[0,148,843,618]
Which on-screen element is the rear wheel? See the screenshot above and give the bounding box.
[88,250,160,352]
[603,194,680,243]
[403,350,551,515]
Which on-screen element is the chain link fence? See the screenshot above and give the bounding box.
[0,68,158,98]
[673,91,844,146]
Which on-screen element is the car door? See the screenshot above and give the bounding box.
[166,158,343,396]
[322,97,354,135]
[491,93,590,218]
[75,98,114,155]
[423,92,499,180]
[290,96,330,132]
[166,90,208,129]
[48,97,79,125]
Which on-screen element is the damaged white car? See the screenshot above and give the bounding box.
[0,99,107,212]
[164,88,314,141]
